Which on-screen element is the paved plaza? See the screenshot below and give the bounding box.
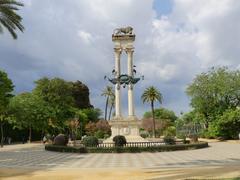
[0,142,240,179]
[1,142,240,169]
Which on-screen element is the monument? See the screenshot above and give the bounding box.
[105,26,145,142]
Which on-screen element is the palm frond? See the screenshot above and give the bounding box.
[0,0,24,39]
[141,86,163,104]
[0,0,24,6]
[101,86,114,97]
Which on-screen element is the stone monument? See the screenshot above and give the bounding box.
[105,26,145,142]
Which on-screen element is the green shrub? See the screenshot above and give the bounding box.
[103,134,110,139]
[163,136,176,145]
[82,136,99,147]
[113,135,127,147]
[177,134,190,144]
[176,133,186,140]
[183,139,190,144]
[163,126,176,137]
[94,130,105,139]
[53,134,68,146]
[45,144,87,153]
[200,129,216,139]
[214,109,240,139]
[140,131,149,138]
[140,133,148,138]
[189,134,198,142]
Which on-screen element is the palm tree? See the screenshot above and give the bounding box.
[141,86,163,138]
[101,86,114,121]
[0,0,24,39]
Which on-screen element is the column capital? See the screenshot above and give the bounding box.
[114,47,122,53]
[125,48,134,53]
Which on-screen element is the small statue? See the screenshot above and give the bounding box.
[113,26,133,35]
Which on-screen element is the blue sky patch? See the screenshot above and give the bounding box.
[153,0,173,17]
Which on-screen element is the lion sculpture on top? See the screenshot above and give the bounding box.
[113,26,133,35]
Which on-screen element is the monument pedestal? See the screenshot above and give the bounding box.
[105,116,145,142]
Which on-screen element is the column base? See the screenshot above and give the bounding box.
[104,116,146,143]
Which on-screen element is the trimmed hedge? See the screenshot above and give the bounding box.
[53,134,68,146]
[163,136,176,145]
[113,135,127,147]
[82,136,99,147]
[45,142,208,153]
[87,142,208,153]
[45,144,87,153]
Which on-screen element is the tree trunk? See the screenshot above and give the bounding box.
[0,123,4,148]
[29,126,32,143]
[108,104,113,121]
[104,97,109,121]
[41,129,44,143]
[203,112,209,129]
[151,101,156,138]
[80,122,83,140]
[205,121,209,129]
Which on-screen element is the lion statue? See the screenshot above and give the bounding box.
[113,26,133,35]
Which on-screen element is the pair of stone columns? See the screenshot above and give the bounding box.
[114,48,135,118]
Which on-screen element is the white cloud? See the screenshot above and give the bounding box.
[170,0,240,68]
[77,30,93,44]
[1,0,240,117]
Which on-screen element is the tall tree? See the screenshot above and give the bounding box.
[0,0,24,39]
[186,67,240,129]
[101,86,114,121]
[141,86,163,138]
[71,81,93,109]
[0,70,14,147]
[9,93,51,142]
[33,77,74,129]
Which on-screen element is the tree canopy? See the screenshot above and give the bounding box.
[9,93,51,141]
[144,108,177,122]
[2,76,101,142]
[0,69,14,147]
[71,81,93,109]
[187,67,240,128]
[186,67,240,139]
[0,70,14,113]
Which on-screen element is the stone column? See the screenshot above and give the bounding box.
[127,48,134,117]
[114,48,122,118]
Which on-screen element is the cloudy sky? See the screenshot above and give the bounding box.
[0,0,240,118]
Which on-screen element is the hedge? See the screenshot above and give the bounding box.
[45,145,87,153]
[45,142,208,153]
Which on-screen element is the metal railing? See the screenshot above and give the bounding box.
[76,140,184,148]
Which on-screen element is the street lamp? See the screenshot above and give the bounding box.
[104,66,144,88]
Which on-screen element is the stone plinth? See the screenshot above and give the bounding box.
[105,116,145,142]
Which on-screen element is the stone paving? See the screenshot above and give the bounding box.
[0,142,240,170]
[0,142,240,180]
[0,142,240,169]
